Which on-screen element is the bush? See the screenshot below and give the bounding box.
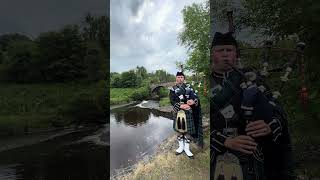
[63,82,107,124]
[158,87,168,98]
[131,86,150,101]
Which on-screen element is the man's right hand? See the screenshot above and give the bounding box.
[180,104,191,110]
[224,135,257,154]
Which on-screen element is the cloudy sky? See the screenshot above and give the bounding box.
[0,0,108,37]
[110,0,206,75]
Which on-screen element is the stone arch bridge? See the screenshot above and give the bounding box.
[150,82,176,94]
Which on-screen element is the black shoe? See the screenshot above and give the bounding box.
[187,155,194,159]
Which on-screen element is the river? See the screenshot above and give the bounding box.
[0,125,109,180]
[0,100,173,179]
[110,100,174,177]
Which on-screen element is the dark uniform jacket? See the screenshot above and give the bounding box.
[169,83,203,146]
[210,69,293,179]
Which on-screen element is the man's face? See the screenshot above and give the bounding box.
[211,45,237,72]
[176,75,185,84]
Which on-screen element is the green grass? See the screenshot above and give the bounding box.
[110,86,150,105]
[120,131,210,180]
[159,97,170,107]
[110,88,137,105]
[0,81,106,136]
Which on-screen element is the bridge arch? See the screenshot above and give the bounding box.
[150,82,176,94]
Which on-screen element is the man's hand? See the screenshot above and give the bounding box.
[246,120,271,138]
[187,99,195,106]
[224,135,257,154]
[180,104,191,110]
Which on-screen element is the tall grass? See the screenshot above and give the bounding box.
[0,81,107,136]
[110,86,150,105]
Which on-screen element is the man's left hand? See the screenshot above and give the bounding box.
[245,120,271,138]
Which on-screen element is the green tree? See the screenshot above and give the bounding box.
[84,41,106,81]
[36,25,86,82]
[121,70,138,87]
[236,0,320,81]
[111,73,122,88]
[179,2,210,76]
[136,66,148,79]
[82,14,109,52]
[82,14,109,82]
[5,40,38,82]
[155,70,168,83]
[0,33,31,51]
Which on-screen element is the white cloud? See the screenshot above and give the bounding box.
[110,0,207,74]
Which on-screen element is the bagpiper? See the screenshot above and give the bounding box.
[169,71,203,159]
[210,32,293,180]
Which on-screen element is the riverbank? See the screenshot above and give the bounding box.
[0,81,106,137]
[113,120,210,180]
[110,87,149,105]
[110,101,139,110]
[0,125,103,153]
[111,102,210,179]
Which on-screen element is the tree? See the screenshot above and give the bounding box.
[110,73,122,88]
[0,33,31,51]
[82,14,109,82]
[179,1,210,76]
[82,13,109,52]
[218,0,320,83]
[5,40,38,82]
[135,66,147,79]
[84,41,106,81]
[36,25,86,81]
[121,70,138,88]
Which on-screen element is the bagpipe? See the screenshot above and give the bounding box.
[225,10,308,117]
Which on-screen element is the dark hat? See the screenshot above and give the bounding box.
[176,71,185,77]
[211,32,238,50]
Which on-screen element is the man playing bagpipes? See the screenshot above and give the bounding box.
[210,32,293,180]
[169,72,203,159]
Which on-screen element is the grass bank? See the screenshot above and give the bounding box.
[117,130,210,180]
[0,81,107,136]
[110,86,149,105]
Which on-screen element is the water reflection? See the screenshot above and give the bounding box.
[0,128,109,180]
[110,102,174,176]
[114,107,151,127]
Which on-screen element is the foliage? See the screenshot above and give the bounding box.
[237,0,320,84]
[148,69,175,84]
[0,14,109,83]
[4,40,39,82]
[36,25,87,81]
[0,33,31,51]
[131,86,150,101]
[110,87,151,105]
[0,82,104,136]
[110,67,175,88]
[158,88,168,98]
[179,1,210,76]
[159,97,170,107]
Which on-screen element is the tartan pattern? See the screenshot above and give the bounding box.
[173,109,196,135]
[170,83,199,136]
[211,71,243,155]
